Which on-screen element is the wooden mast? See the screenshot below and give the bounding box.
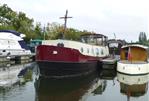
[59,10,72,39]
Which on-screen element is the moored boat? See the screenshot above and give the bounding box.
[36,34,109,78]
[0,30,31,57]
[107,39,126,56]
[117,44,149,75]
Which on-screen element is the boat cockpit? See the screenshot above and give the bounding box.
[80,34,108,46]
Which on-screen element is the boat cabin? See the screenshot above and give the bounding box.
[120,44,149,62]
[107,39,126,55]
[80,34,108,46]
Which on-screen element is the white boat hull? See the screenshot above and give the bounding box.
[117,72,149,85]
[0,30,31,57]
[117,60,149,75]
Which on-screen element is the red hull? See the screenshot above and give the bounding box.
[36,45,101,62]
[36,45,103,77]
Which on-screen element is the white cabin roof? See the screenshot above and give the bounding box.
[122,44,148,50]
[0,32,23,41]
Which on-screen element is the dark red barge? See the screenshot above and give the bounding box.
[36,34,109,78]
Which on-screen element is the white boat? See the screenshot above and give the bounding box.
[117,44,149,75]
[0,30,31,57]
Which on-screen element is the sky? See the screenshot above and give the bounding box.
[1,0,149,42]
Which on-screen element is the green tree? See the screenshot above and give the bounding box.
[139,32,147,43]
[138,32,149,46]
[46,22,63,39]
[34,23,43,39]
[0,4,100,43]
[0,4,35,42]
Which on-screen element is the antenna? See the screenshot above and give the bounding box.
[113,33,116,39]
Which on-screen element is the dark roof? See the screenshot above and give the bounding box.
[81,33,107,38]
[0,30,21,37]
[107,39,126,45]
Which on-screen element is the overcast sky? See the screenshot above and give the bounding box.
[1,0,149,42]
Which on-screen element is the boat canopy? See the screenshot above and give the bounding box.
[80,34,108,46]
[120,44,149,62]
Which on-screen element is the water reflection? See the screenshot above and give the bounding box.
[0,62,37,101]
[100,69,117,80]
[117,73,149,101]
[34,71,107,101]
[0,62,148,101]
[0,62,36,87]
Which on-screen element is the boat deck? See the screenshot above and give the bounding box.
[101,55,120,65]
[119,60,147,64]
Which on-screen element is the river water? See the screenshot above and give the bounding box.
[0,62,148,101]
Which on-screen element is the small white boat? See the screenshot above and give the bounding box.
[117,44,149,75]
[0,30,31,57]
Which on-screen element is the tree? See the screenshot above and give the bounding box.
[0,4,101,43]
[34,23,43,39]
[46,22,63,39]
[138,32,148,45]
[0,4,35,42]
[139,32,147,42]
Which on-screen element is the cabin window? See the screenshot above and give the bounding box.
[81,47,84,53]
[96,48,99,55]
[92,48,94,54]
[80,34,107,46]
[109,43,118,48]
[18,40,30,50]
[96,38,102,45]
[101,49,104,55]
[87,48,89,53]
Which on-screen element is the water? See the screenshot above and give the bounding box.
[0,62,149,101]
